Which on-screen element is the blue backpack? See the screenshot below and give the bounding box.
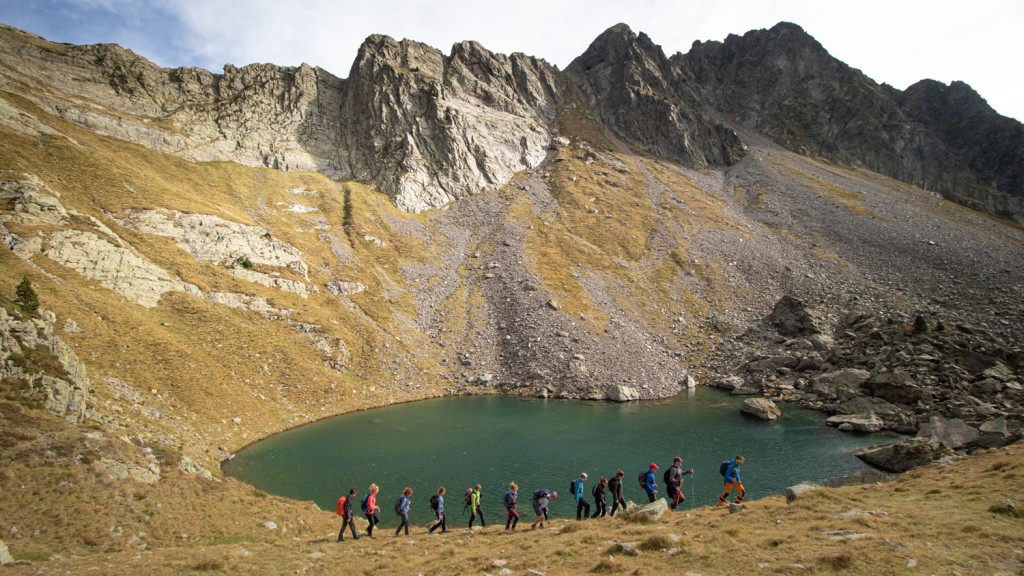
[719,461,730,476]
[360,493,370,513]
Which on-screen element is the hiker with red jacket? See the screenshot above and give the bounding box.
[336,487,359,541]
[608,470,627,516]
[364,483,381,538]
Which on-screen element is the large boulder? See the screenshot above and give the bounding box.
[978,417,1014,448]
[630,498,669,521]
[785,482,822,503]
[855,438,950,472]
[917,416,981,449]
[607,385,640,402]
[745,355,799,373]
[769,295,823,336]
[741,398,782,421]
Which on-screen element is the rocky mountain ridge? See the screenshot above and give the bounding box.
[2,22,1022,221]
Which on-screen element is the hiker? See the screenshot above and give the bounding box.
[530,489,557,529]
[468,484,486,528]
[363,483,381,538]
[591,476,608,518]
[572,473,591,520]
[428,486,448,534]
[608,470,627,516]
[336,487,360,541]
[394,487,413,536]
[716,455,746,507]
[666,456,695,510]
[504,481,519,530]
[641,463,659,503]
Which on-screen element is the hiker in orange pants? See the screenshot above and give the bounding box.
[716,455,745,506]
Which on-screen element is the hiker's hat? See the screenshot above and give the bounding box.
[649,463,659,470]
[736,455,745,463]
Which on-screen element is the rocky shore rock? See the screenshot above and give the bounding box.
[740,397,781,420]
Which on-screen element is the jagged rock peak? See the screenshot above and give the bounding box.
[566,23,746,168]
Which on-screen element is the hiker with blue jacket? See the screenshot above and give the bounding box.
[428,486,447,534]
[642,463,659,503]
[393,487,413,536]
[716,455,746,507]
[572,473,591,520]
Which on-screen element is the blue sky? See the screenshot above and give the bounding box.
[1,0,1022,121]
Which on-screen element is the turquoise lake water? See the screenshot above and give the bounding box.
[223,389,896,524]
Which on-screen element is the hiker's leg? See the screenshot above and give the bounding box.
[479,506,486,527]
[716,483,732,506]
[647,492,656,503]
[349,518,359,539]
[736,483,745,503]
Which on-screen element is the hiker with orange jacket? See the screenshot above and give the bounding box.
[363,483,382,538]
[336,487,359,541]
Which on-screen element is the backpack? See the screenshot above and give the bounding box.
[504,490,515,509]
[637,470,647,489]
[394,496,405,515]
[465,488,473,505]
[663,468,672,485]
[569,479,577,495]
[719,461,730,476]
[592,484,600,498]
[336,495,347,516]
[429,494,439,511]
[532,489,548,501]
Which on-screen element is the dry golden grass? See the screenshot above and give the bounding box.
[3,440,1020,575]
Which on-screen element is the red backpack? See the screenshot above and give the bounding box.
[336,495,348,516]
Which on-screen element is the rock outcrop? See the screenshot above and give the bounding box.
[0,307,91,422]
[740,397,781,420]
[565,24,746,169]
[677,22,1024,222]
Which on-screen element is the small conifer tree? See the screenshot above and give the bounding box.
[912,314,928,333]
[16,276,39,315]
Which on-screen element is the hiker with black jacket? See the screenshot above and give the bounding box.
[591,476,608,518]
[608,470,627,516]
[667,456,695,510]
[336,487,359,541]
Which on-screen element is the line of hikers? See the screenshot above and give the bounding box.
[335,455,746,541]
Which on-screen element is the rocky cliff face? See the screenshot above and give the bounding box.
[676,22,1024,222]
[565,24,746,168]
[0,25,561,213]
[340,35,560,211]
